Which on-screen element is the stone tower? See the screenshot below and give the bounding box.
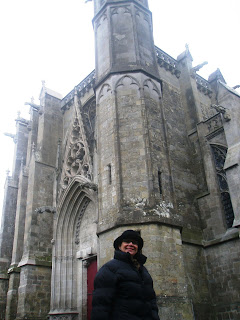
[93,0,194,318]
[0,1,240,320]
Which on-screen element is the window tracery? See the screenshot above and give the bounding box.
[211,145,234,228]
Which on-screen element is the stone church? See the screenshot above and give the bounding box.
[0,0,239,319]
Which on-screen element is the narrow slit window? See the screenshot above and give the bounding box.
[158,171,162,195]
[107,164,112,185]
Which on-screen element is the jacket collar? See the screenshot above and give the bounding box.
[114,250,147,265]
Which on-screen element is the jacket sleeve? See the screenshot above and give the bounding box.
[91,264,118,320]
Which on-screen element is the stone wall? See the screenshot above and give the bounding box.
[205,237,240,319]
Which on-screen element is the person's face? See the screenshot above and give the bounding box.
[119,239,138,256]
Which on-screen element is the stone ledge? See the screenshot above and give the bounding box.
[183,228,240,248]
[0,273,9,280]
[97,218,183,236]
[203,228,239,248]
[18,258,52,268]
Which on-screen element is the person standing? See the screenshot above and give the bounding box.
[91,230,160,320]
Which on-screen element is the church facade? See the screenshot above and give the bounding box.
[0,0,240,319]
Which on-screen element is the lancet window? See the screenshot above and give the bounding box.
[211,145,234,228]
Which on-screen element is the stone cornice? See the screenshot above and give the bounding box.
[155,46,181,78]
[195,74,213,97]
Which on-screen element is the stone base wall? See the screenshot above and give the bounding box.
[16,264,51,320]
[182,243,214,320]
[205,237,240,320]
[5,271,20,320]
[158,296,195,320]
[98,224,195,320]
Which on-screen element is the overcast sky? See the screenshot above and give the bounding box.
[0,0,239,225]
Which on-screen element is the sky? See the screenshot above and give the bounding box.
[0,0,239,225]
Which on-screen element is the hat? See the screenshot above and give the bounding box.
[113,230,144,250]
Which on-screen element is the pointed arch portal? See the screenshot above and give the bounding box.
[49,176,98,320]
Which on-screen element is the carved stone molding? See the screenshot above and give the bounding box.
[204,114,223,135]
[98,83,112,103]
[95,10,107,29]
[54,255,74,262]
[115,75,140,90]
[135,7,150,24]
[35,206,56,214]
[111,6,131,16]
[82,99,96,155]
[60,104,93,193]
[143,78,161,97]
[200,103,215,121]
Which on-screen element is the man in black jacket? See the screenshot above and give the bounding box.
[91,230,160,320]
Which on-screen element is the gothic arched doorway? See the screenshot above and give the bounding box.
[49,176,98,320]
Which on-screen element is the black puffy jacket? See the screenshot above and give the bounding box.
[91,250,160,320]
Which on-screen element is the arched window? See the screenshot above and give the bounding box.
[211,145,234,228]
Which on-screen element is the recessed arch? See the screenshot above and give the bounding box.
[97,83,112,104]
[143,78,161,98]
